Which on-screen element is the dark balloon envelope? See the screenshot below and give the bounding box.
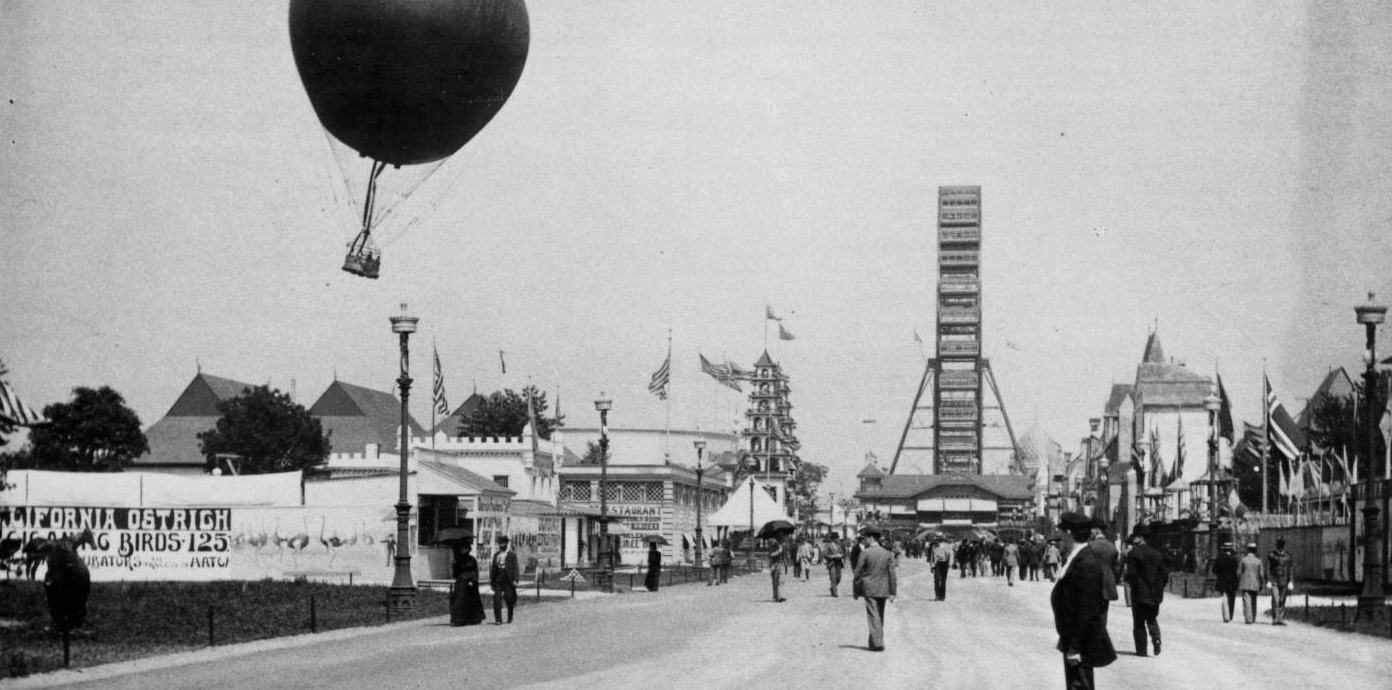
[289,0,530,166]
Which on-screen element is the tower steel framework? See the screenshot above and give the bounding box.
[890,186,1022,476]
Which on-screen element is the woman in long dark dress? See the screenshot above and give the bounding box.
[644,542,662,591]
[450,541,486,626]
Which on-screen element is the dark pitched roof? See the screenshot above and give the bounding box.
[135,416,217,467]
[857,461,884,478]
[1297,367,1356,428]
[309,380,426,453]
[137,372,257,467]
[419,459,514,496]
[163,373,257,417]
[1103,384,1134,415]
[858,473,1034,500]
[433,392,487,436]
[1142,332,1165,363]
[1133,332,1211,407]
[755,351,776,368]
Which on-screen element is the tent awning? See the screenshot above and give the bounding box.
[706,477,789,528]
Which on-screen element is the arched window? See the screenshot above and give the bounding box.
[751,438,763,452]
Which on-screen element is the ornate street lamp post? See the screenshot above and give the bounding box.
[693,439,706,569]
[388,303,418,612]
[594,394,613,593]
[1355,293,1387,610]
[1087,417,1101,518]
[1204,392,1222,566]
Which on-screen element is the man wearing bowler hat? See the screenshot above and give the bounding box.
[489,534,520,624]
[1123,524,1166,657]
[1050,512,1116,689]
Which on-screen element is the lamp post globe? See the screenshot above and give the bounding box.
[388,303,418,612]
[1355,293,1387,611]
[594,394,613,592]
[693,439,706,569]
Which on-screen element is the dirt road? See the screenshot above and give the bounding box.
[6,560,1388,689]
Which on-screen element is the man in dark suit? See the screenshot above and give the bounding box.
[1050,513,1116,690]
[489,534,520,624]
[1123,525,1166,656]
[853,529,896,652]
[1212,542,1240,622]
[1089,521,1120,626]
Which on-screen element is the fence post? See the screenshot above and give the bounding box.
[570,578,575,597]
[1183,580,1189,598]
[1304,594,1308,619]
[536,574,541,602]
[1340,603,1346,628]
[207,606,215,647]
[310,595,318,633]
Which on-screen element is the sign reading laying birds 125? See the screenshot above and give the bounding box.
[1,505,234,580]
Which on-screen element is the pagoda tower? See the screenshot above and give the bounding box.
[742,351,800,512]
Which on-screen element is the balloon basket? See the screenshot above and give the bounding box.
[342,231,381,279]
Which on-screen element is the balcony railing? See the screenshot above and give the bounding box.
[938,281,979,294]
[939,251,980,266]
[938,226,980,242]
[938,340,980,356]
[939,371,979,388]
[939,307,980,324]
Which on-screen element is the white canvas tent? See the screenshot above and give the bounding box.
[706,477,788,530]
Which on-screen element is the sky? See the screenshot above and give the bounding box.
[3,1,1391,498]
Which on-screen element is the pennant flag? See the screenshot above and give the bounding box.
[1149,428,1162,488]
[913,330,922,344]
[648,351,671,400]
[0,380,46,426]
[699,354,742,392]
[1265,375,1303,461]
[1171,416,1186,487]
[432,346,449,416]
[1216,372,1235,443]
[778,324,795,341]
[499,350,507,374]
[765,305,783,321]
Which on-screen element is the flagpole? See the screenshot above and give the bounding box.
[664,331,672,464]
[1261,369,1270,515]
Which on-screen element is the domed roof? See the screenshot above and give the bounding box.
[1016,426,1061,474]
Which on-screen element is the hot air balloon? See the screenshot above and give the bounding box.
[289,0,530,278]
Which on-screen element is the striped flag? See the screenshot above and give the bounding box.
[432,346,449,416]
[698,354,742,392]
[0,380,46,426]
[778,324,795,341]
[1265,375,1302,461]
[648,351,671,400]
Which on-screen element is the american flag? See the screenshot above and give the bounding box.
[778,324,795,341]
[0,380,46,426]
[432,346,449,416]
[648,352,670,400]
